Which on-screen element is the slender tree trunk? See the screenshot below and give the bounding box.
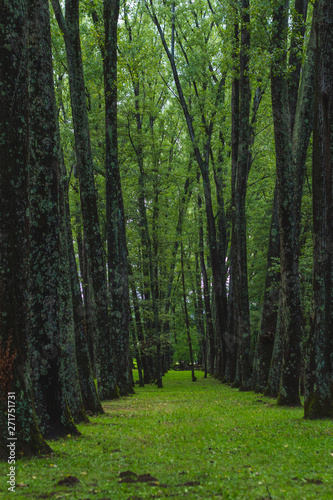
[62,166,103,414]
[236,0,252,390]
[195,254,208,378]
[252,188,280,392]
[198,192,215,375]
[129,263,151,385]
[226,22,240,385]
[103,0,132,396]
[0,0,51,458]
[181,245,197,382]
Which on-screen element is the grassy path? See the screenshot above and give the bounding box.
[1,371,333,499]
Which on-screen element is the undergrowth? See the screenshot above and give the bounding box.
[1,371,332,499]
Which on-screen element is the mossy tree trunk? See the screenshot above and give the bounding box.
[103,0,133,396]
[304,0,333,419]
[254,3,314,394]
[270,0,302,407]
[0,0,51,459]
[62,165,104,414]
[235,0,252,391]
[252,188,280,393]
[27,0,81,437]
[51,0,116,400]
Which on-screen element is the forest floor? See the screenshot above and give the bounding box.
[1,371,333,500]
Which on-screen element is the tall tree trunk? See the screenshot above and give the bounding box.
[148,3,227,378]
[226,22,240,385]
[0,0,51,458]
[271,0,302,407]
[235,0,252,390]
[129,263,151,385]
[195,254,208,378]
[181,244,197,382]
[304,0,333,419]
[254,6,315,393]
[51,0,116,400]
[198,192,215,375]
[62,166,103,414]
[252,188,280,392]
[27,0,80,437]
[103,0,132,396]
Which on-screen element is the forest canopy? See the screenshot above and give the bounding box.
[0,0,332,459]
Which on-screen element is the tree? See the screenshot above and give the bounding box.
[269,0,311,406]
[27,0,84,436]
[103,0,133,396]
[51,0,117,400]
[304,0,333,419]
[146,0,228,379]
[0,0,51,459]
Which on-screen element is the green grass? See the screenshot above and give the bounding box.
[1,371,333,499]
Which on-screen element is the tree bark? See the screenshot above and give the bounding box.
[51,0,116,400]
[304,0,333,419]
[27,0,81,437]
[103,0,133,396]
[0,0,51,458]
[181,244,197,382]
[271,0,302,407]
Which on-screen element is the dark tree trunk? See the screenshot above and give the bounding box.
[252,188,280,393]
[62,166,103,414]
[129,263,151,385]
[103,0,132,396]
[235,0,252,391]
[254,7,315,393]
[198,192,215,375]
[288,0,308,132]
[0,0,51,459]
[195,254,208,378]
[51,0,116,400]
[181,245,197,382]
[27,0,80,437]
[304,0,333,419]
[271,0,302,407]
[226,22,240,385]
[265,293,284,398]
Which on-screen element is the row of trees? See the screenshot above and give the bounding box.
[1,0,332,458]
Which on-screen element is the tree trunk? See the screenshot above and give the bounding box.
[0,0,51,459]
[62,165,103,414]
[304,0,333,419]
[181,244,197,382]
[235,0,252,391]
[226,22,240,385]
[27,0,80,437]
[252,187,280,392]
[198,192,215,375]
[103,0,132,396]
[51,0,116,400]
[254,6,315,393]
[271,0,302,407]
